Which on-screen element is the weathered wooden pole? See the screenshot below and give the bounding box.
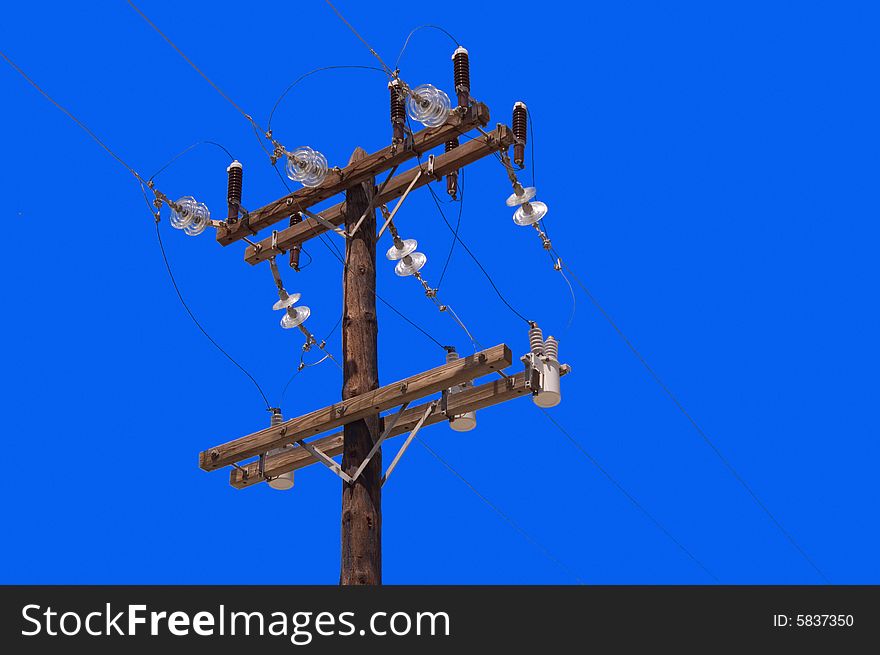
[340,146,381,585]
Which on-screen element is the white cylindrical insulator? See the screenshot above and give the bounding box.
[267,410,295,490]
[533,358,561,408]
[529,325,545,355]
[544,336,559,362]
[445,351,476,432]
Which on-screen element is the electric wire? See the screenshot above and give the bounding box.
[148,140,234,182]
[0,48,148,186]
[1,46,274,410]
[436,169,465,290]
[557,259,830,583]
[425,181,530,324]
[537,408,719,582]
[323,0,394,76]
[155,221,271,409]
[395,24,460,70]
[268,65,386,130]
[126,0,262,133]
[416,436,586,584]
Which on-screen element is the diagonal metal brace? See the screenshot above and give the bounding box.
[377,169,423,239]
[381,400,439,486]
[348,165,399,237]
[349,402,410,484]
[300,207,349,239]
[295,439,353,483]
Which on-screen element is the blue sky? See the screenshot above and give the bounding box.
[0,1,877,584]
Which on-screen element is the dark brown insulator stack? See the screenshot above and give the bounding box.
[452,46,470,107]
[226,160,243,222]
[513,102,528,168]
[389,81,406,145]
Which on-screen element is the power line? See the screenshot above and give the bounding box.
[558,260,830,583]
[538,408,719,582]
[149,140,234,182]
[0,48,147,186]
[417,436,585,584]
[155,221,271,410]
[395,24,460,70]
[323,0,394,75]
[425,182,531,325]
[436,169,465,290]
[126,0,262,133]
[268,65,386,130]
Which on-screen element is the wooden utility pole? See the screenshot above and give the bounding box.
[196,91,563,586]
[340,147,381,585]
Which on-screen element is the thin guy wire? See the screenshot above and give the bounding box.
[0,48,147,185]
[559,260,830,583]
[417,436,586,584]
[538,408,719,582]
[395,24,460,70]
[323,0,394,75]
[126,0,262,133]
[155,221,271,409]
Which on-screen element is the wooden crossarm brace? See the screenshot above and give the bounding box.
[243,124,515,265]
[216,103,491,246]
[230,369,537,488]
[199,344,512,471]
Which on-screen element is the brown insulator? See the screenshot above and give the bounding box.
[452,46,470,108]
[389,79,406,145]
[513,102,528,168]
[226,160,243,222]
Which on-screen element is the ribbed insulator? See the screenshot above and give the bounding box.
[445,138,459,152]
[529,325,544,355]
[544,336,558,362]
[227,160,243,220]
[513,102,528,168]
[445,350,459,364]
[270,409,283,427]
[452,46,470,107]
[390,83,406,122]
[389,81,406,144]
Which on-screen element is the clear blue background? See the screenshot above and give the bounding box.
[0,1,876,584]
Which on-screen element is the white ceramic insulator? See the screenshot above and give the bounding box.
[544,336,559,362]
[445,351,476,432]
[529,325,545,355]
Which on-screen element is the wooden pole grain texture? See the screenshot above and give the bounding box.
[341,146,381,585]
